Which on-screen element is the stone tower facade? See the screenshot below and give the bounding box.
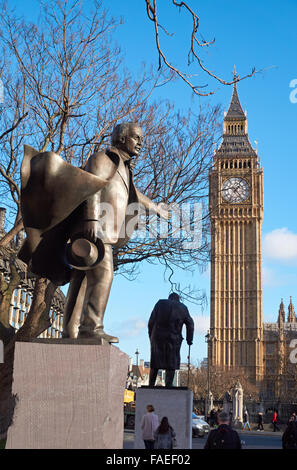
[209,79,264,384]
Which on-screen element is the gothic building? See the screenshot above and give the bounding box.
[263,298,297,400]
[209,78,297,400]
[0,207,65,338]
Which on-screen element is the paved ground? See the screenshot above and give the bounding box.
[124,429,283,450]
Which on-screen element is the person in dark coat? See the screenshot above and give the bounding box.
[257,412,264,431]
[282,418,297,449]
[148,292,194,388]
[209,409,216,427]
[204,411,242,449]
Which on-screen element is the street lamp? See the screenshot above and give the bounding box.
[134,349,140,389]
[205,330,212,416]
[135,349,139,367]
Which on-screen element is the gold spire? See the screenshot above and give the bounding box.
[278,298,285,325]
[288,296,296,323]
[225,78,246,121]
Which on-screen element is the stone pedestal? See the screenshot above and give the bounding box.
[134,387,193,449]
[6,339,129,449]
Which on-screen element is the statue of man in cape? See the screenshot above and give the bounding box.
[18,122,169,342]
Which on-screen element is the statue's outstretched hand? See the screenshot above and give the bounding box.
[83,220,98,243]
[157,202,171,220]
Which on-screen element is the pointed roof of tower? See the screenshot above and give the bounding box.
[288,296,296,323]
[278,298,285,325]
[224,67,247,122]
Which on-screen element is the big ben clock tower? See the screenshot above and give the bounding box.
[209,77,264,384]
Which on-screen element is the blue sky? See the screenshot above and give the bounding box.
[7,0,297,364]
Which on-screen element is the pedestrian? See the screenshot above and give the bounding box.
[282,418,297,449]
[141,405,159,450]
[229,410,233,426]
[272,410,280,432]
[209,409,216,427]
[214,409,218,427]
[257,412,264,431]
[204,411,242,449]
[242,410,251,431]
[154,417,176,449]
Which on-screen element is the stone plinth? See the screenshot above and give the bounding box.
[6,340,129,449]
[134,387,193,449]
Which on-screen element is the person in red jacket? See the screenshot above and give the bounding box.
[272,410,280,432]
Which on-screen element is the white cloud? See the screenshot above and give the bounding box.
[262,266,279,287]
[192,315,210,335]
[263,228,297,261]
[115,316,147,338]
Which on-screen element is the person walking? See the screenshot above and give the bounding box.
[272,410,280,432]
[204,411,242,449]
[154,417,176,449]
[242,410,251,431]
[209,409,216,427]
[257,412,264,431]
[141,405,159,450]
[282,418,297,449]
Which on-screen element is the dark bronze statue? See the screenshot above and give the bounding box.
[148,292,194,387]
[19,122,169,342]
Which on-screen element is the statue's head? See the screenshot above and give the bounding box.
[168,292,180,302]
[111,122,143,157]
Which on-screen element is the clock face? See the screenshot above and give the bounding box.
[221,177,249,203]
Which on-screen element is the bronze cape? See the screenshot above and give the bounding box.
[18,145,137,285]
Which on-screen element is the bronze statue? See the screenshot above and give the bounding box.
[148,292,194,387]
[19,122,169,342]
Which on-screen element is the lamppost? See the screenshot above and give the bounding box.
[205,330,212,416]
[135,348,139,366]
[134,349,140,389]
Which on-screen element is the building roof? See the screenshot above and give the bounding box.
[225,81,247,121]
[214,79,258,160]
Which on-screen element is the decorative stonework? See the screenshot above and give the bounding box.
[209,80,264,385]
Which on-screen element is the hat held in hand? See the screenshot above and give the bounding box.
[66,235,105,270]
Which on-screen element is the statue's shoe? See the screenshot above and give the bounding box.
[78,329,119,343]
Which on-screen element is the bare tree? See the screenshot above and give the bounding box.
[180,364,258,401]
[0,1,223,439]
[145,0,256,96]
